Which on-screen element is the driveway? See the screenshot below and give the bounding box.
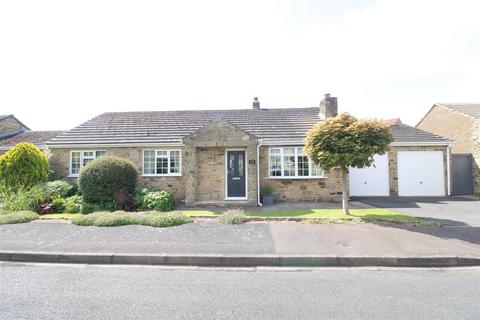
[356,196,480,226]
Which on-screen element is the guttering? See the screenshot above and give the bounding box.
[256,139,263,207]
[46,142,185,149]
[261,140,305,146]
[390,141,451,147]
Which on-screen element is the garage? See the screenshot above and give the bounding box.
[397,151,445,196]
[349,154,389,196]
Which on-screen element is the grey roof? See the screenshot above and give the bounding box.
[0,131,64,150]
[435,103,480,119]
[47,108,322,145]
[46,108,450,146]
[390,124,450,144]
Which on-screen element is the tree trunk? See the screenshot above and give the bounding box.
[341,166,350,215]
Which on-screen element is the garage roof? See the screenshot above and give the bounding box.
[390,124,450,144]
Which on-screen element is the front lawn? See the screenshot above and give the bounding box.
[40,213,82,219]
[179,210,220,217]
[246,208,426,224]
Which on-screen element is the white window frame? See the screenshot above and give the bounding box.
[268,147,325,179]
[69,150,107,177]
[142,149,182,177]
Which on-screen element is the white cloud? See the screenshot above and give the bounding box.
[0,0,479,130]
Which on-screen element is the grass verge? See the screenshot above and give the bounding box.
[0,211,39,224]
[72,211,193,227]
[245,208,429,224]
[40,213,82,219]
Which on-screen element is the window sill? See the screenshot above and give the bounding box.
[266,176,327,180]
[142,174,182,177]
[68,175,79,178]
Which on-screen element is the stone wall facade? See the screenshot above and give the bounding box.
[49,147,186,201]
[417,106,480,194]
[388,146,450,196]
[183,120,258,205]
[258,146,343,202]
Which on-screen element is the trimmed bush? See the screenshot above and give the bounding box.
[44,180,77,198]
[79,156,137,204]
[141,190,175,212]
[72,211,192,228]
[0,185,47,212]
[0,143,48,190]
[218,210,247,224]
[0,211,38,224]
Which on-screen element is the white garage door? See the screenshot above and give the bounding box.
[397,151,445,196]
[349,154,389,196]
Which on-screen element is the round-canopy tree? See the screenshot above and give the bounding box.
[0,142,49,190]
[305,113,393,214]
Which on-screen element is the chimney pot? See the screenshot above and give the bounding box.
[319,93,338,118]
[252,97,260,110]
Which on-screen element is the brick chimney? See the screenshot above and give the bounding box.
[252,97,260,110]
[319,93,338,118]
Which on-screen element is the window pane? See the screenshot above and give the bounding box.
[157,151,168,157]
[284,147,295,155]
[297,155,309,176]
[143,150,156,175]
[311,161,323,176]
[156,157,168,174]
[71,152,81,175]
[238,154,244,177]
[169,151,180,174]
[270,148,281,155]
[95,151,106,158]
[269,155,281,176]
[83,151,94,157]
[283,155,295,176]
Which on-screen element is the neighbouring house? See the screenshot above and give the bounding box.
[46,94,451,206]
[0,114,64,155]
[417,103,480,195]
[0,114,30,140]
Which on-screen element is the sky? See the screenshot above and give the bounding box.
[1,0,479,131]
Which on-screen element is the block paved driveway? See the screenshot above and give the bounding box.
[356,196,480,227]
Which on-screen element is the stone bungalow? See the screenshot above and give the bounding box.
[46,95,451,206]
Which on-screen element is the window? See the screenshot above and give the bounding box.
[268,147,324,178]
[143,150,181,176]
[70,150,107,176]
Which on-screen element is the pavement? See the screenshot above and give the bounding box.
[0,218,479,267]
[1,263,479,319]
[355,196,480,226]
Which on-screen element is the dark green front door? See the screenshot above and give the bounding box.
[226,151,246,198]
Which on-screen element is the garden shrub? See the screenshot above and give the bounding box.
[0,211,38,224]
[141,190,175,212]
[72,211,192,227]
[80,200,117,214]
[218,210,247,224]
[37,202,53,214]
[0,143,48,190]
[44,180,77,198]
[140,211,192,227]
[114,187,137,211]
[0,186,47,212]
[50,195,66,213]
[64,195,82,214]
[79,156,137,204]
[80,202,95,214]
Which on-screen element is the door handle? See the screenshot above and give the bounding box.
[232,177,240,180]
